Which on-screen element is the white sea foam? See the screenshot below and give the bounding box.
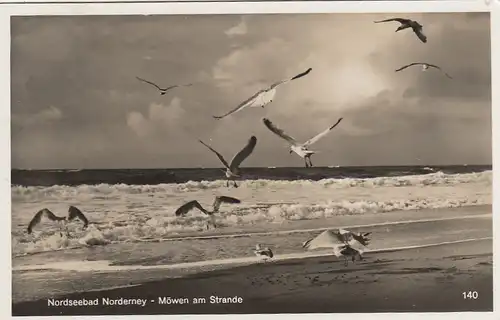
[13,237,492,273]
[11,170,492,256]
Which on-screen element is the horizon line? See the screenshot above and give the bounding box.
[10,164,493,171]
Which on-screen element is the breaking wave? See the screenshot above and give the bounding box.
[11,170,492,257]
[12,170,492,202]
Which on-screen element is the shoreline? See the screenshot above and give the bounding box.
[12,238,493,315]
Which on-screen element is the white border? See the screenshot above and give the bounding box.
[1,1,497,320]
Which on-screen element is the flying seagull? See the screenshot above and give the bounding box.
[27,206,89,236]
[175,196,241,229]
[213,68,312,119]
[135,76,192,95]
[374,18,427,43]
[262,117,343,168]
[254,244,274,262]
[395,62,452,79]
[302,229,371,266]
[198,136,257,188]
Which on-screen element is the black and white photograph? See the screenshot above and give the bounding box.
[9,10,493,316]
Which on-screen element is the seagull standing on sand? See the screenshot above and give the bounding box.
[135,76,192,95]
[302,229,371,267]
[27,206,89,236]
[374,18,427,43]
[175,196,241,229]
[395,62,453,79]
[198,136,257,188]
[213,68,312,119]
[262,117,343,168]
[254,244,274,262]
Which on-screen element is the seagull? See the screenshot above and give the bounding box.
[213,67,312,119]
[374,18,427,43]
[262,117,343,168]
[395,62,452,79]
[67,205,90,230]
[27,206,89,236]
[27,208,66,235]
[175,196,241,229]
[254,244,274,262]
[302,229,371,267]
[337,245,364,267]
[135,76,192,95]
[198,136,257,188]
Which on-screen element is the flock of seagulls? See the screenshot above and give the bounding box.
[26,201,372,267]
[25,16,452,267]
[130,17,452,187]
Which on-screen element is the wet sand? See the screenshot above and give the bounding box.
[12,238,492,315]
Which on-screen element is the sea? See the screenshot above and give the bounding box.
[11,165,492,259]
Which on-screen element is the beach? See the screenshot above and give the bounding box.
[12,204,493,315]
[12,238,492,315]
[11,168,493,315]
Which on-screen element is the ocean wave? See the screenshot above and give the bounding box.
[12,195,489,257]
[11,170,492,202]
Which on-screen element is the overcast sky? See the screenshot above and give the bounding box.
[11,13,491,169]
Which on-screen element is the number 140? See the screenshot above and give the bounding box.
[462,291,479,299]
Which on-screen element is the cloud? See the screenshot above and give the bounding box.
[12,105,63,128]
[10,13,491,168]
[126,97,186,138]
[224,17,248,37]
[211,37,299,94]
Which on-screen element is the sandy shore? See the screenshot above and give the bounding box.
[12,237,492,315]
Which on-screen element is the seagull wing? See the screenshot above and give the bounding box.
[395,62,421,72]
[175,200,208,216]
[413,27,427,43]
[213,90,265,119]
[164,83,193,91]
[27,208,64,234]
[269,67,313,89]
[302,230,345,250]
[303,118,343,147]
[229,136,257,171]
[262,118,299,146]
[374,18,411,24]
[27,209,45,234]
[212,196,241,212]
[136,76,164,90]
[198,139,230,170]
[427,64,453,79]
[351,232,372,247]
[68,206,89,229]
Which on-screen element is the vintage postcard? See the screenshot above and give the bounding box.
[2,1,497,318]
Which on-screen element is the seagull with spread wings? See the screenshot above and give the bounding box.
[302,229,371,266]
[198,136,257,188]
[374,18,427,43]
[213,68,312,119]
[395,62,453,79]
[136,76,192,95]
[27,206,89,236]
[175,195,241,229]
[262,117,343,168]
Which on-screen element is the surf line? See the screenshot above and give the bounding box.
[13,237,492,273]
[139,213,491,243]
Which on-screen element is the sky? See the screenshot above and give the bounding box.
[11,12,491,169]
